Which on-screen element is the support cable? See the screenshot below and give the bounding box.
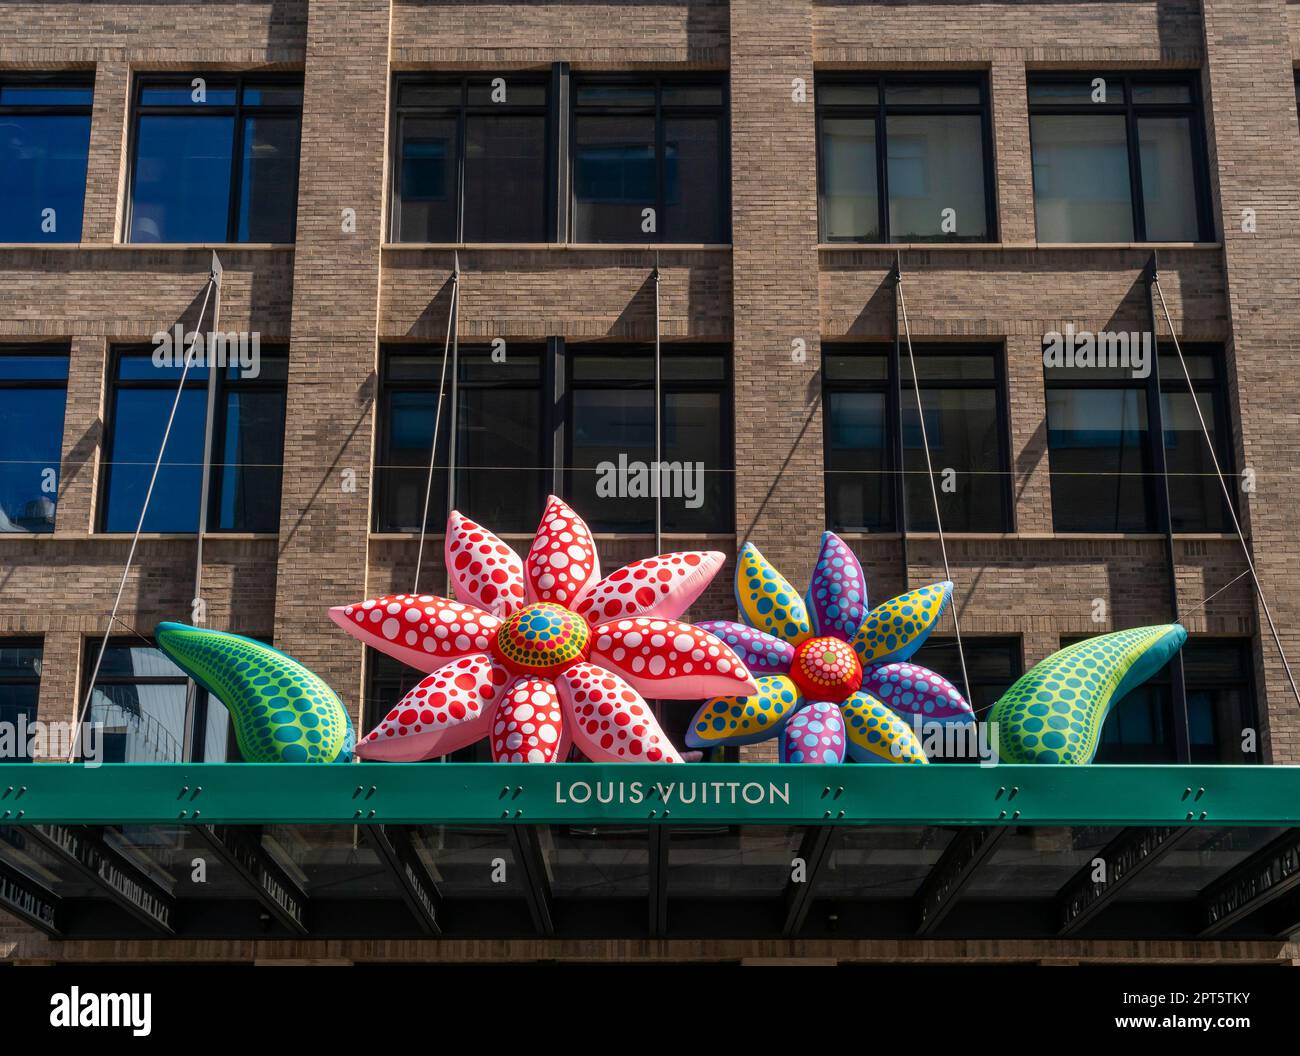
[1151,275,1300,709]
[69,273,217,761]
[894,257,973,706]
[412,256,460,595]
[653,253,663,557]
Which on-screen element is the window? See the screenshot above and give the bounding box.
[824,345,1011,532]
[0,75,93,243]
[364,648,489,761]
[375,345,545,533]
[391,75,550,243]
[573,78,728,243]
[0,641,42,762]
[101,346,288,533]
[566,346,733,532]
[82,640,238,762]
[1067,636,1257,764]
[127,75,302,243]
[911,636,1022,718]
[1028,75,1211,242]
[0,348,69,533]
[1044,346,1234,533]
[816,76,993,243]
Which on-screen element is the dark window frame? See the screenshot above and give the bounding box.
[822,342,1013,533]
[1027,71,1215,243]
[373,343,548,533]
[815,71,997,244]
[389,72,554,243]
[124,72,304,244]
[570,73,731,244]
[1042,342,1236,534]
[98,343,289,534]
[562,342,736,534]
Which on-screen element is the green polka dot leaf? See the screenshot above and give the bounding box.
[989,624,1187,765]
[155,623,355,764]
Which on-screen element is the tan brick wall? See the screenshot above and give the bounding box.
[0,0,1297,962]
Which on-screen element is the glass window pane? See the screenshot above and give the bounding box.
[820,826,955,897]
[216,388,285,531]
[1045,387,1153,531]
[88,680,189,762]
[0,354,69,381]
[129,114,235,242]
[467,80,545,106]
[662,116,723,242]
[0,114,92,242]
[241,84,303,107]
[824,351,888,382]
[0,84,93,106]
[0,642,40,763]
[1030,114,1134,242]
[1161,390,1230,532]
[826,390,893,531]
[902,388,1004,530]
[571,352,654,383]
[0,387,66,533]
[104,387,206,532]
[885,82,980,106]
[543,826,649,897]
[453,386,543,532]
[820,117,878,241]
[662,84,724,107]
[1133,83,1191,105]
[140,85,236,106]
[818,84,879,106]
[396,116,459,241]
[1029,80,1125,105]
[570,387,654,529]
[1138,116,1200,241]
[377,388,445,531]
[887,114,987,241]
[573,114,656,242]
[1096,684,1177,761]
[398,83,461,107]
[462,114,547,242]
[905,353,996,382]
[237,115,301,242]
[664,390,726,531]
[576,85,655,108]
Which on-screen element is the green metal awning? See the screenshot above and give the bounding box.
[1,763,1298,943]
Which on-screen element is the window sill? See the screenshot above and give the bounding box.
[0,243,295,251]
[382,242,732,252]
[834,531,1242,542]
[818,241,1222,252]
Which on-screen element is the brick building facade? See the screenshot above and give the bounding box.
[1,0,1299,963]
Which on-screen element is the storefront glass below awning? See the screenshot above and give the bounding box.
[0,763,1298,942]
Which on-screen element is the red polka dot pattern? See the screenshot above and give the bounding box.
[445,510,526,618]
[588,618,758,699]
[355,652,511,761]
[555,661,682,763]
[329,594,500,673]
[575,550,724,624]
[492,677,568,763]
[525,495,600,609]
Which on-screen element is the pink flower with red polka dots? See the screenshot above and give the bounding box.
[329,495,757,763]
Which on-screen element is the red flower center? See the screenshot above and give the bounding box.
[789,636,863,704]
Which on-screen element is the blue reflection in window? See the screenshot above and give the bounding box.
[0,113,92,242]
[0,354,68,533]
[103,382,206,533]
[129,114,234,242]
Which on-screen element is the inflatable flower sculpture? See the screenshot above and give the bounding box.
[331,496,757,763]
[686,532,975,764]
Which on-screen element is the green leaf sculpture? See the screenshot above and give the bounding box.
[989,625,1187,764]
[155,623,354,763]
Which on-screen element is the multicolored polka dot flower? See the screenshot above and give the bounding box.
[686,531,975,764]
[330,496,757,763]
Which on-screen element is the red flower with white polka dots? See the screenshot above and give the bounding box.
[329,495,757,763]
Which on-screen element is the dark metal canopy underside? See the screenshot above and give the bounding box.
[1,763,1298,942]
